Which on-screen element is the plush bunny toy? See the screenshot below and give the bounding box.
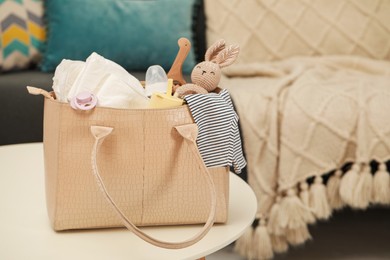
[174,39,240,98]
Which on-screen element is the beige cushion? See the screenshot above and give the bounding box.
[204,0,390,64]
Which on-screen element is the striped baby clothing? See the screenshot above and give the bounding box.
[184,89,246,173]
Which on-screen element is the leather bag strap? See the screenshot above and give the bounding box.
[90,125,217,249]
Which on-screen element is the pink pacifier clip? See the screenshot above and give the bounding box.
[71,92,98,110]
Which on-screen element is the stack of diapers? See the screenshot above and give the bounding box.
[52,52,149,109]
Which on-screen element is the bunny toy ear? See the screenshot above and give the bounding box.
[205,39,226,62]
[215,44,240,68]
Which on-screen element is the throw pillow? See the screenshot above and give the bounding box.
[41,0,199,73]
[0,0,45,72]
[204,0,390,64]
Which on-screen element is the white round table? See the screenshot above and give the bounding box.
[0,143,257,260]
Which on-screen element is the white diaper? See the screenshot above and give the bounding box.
[52,60,85,102]
[52,52,148,109]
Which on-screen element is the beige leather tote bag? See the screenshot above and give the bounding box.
[42,97,229,249]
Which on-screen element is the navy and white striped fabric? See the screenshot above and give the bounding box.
[185,89,246,173]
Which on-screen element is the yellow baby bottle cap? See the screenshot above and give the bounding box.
[149,79,183,109]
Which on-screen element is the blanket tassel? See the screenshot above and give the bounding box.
[267,196,289,254]
[234,225,253,257]
[279,188,315,230]
[309,176,332,220]
[285,185,313,245]
[372,162,390,205]
[340,163,360,206]
[299,182,310,207]
[270,234,289,254]
[327,170,345,210]
[252,219,274,259]
[267,196,285,235]
[353,165,373,209]
[299,182,316,224]
[285,224,312,246]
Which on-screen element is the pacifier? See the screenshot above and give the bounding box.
[70,92,98,110]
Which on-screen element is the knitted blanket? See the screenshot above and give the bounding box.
[221,56,390,259]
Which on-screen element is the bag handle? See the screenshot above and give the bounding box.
[90,125,217,249]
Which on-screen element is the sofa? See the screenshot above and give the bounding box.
[0,70,50,145]
[2,0,390,260]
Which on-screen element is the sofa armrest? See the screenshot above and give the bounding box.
[0,71,53,145]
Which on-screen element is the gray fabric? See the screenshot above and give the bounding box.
[0,71,53,145]
[1,14,27,30]
[27,11,44,26]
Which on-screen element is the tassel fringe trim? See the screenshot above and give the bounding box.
[235,161,390,259]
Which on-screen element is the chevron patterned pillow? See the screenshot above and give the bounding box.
[0,0,45,72]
